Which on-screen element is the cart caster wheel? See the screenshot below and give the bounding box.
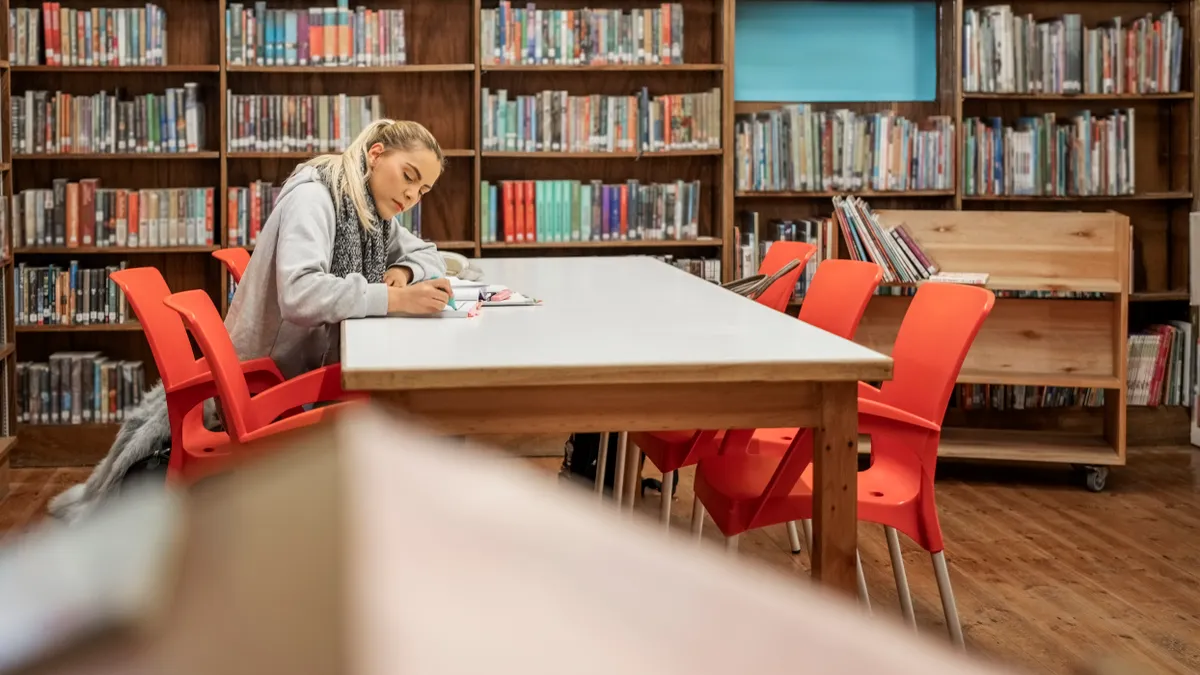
[1083,466,1109,493]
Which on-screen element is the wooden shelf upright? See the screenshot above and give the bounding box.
[0,0,14,496]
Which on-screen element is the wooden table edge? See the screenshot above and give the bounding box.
[340,360,894,391]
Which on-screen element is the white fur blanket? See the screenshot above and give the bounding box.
[48,383,217,522]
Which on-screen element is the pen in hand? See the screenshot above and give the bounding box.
[429,275,457,310]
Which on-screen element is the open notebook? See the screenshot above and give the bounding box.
[450,278,540,307]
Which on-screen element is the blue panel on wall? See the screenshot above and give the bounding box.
[734,1,938,102]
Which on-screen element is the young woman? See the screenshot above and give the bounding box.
[49,120,454,520]
[227,118,453,379]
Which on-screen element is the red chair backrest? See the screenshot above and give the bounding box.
[109,267,208,391]
[755,241,817,312]
[213,248,252,284]
[879,283,995,427]
[797,260,883,340]
[163,289,257,437]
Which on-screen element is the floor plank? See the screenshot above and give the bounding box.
[3,450,1198,674]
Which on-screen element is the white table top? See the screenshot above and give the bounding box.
[341,257,892,390]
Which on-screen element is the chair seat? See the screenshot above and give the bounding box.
[629,429,726,474]
[693,452,813,538]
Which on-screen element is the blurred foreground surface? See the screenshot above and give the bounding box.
[0,405,1011,675]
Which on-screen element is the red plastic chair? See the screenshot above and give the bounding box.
[162,289,366,479]
[627,258,881,533]
[754,241,817,313]
[693,282,995,648]
[110,267,293,483]
[213,248,252,283]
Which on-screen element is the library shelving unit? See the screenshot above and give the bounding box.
[730,0,1194,489]
[7,0,735,469]
[0,0,14,497]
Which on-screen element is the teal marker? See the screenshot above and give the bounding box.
[429,275,457,310]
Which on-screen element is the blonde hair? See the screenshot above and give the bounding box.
[302,119,444,231]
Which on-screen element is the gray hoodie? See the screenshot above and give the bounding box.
[225,165,446,379]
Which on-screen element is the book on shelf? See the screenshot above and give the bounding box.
[227,180,420,247]
[0,196,10,260]
[734,105,954,193]
[17,353,146,425]
[227,270,238,308]
[928,272,989,286]
[16,261,130,327]
[482,87,721,153]
[481,179,701,244]
[654,255,720,284]
[9,4,168,66]
[226,91,382,153]
[1128,322,1193,407]
[963,7,1184,95]
[15,183,215,248]
[481,2,684,66]
[12,86,207,155]
[832,196,938,284]
[226,3,406,67]
[953,384,1105,410]
[963,110,1135,197]
[734,210,836,300]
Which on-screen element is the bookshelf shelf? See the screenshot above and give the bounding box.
[433,240,477,249]
[13,153,221,160]
[481,150,723,159]
[0,344,14,361]
[1130,290,1190,302]
[227,150,476,159]
[480,64,723,72]
[482,238,723,250]
[963,92,1194,101]
[226,64,475,73]
[12,65,220,72]
[15,246,221,254]
[962,192,1193,202]
[736,190,955,198]
[861,429,1120,466]
[15,323,144,334]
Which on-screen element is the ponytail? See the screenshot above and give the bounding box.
[301,119,443,231]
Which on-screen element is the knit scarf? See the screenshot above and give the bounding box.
[318,164,391,284]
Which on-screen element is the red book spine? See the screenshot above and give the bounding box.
[513,178,526,242]
[618,184,628,239]
[502,181,515,243]
[204,188,215,245]
[524,181,536,242]
[127,191,140,246]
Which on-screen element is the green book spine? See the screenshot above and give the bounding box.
[535,181,545,242]
[559,181,569,242]
[579,184,591,241]
[480,180,490,243]
[571,181,582,240]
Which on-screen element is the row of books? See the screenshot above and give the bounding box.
[10,3,168,67]
[1128,322,1192,407]
[963,7,1184,95]
[735,213,837,300]
[480,179,701,244]
[227,3,406,67]
[962,110,1136,197]
[875,285,1106,300]
[16,262,130,327]
[13,183,215,249]
[832,196,937,284]
[734,106,955,193]
[17,354,147,426]
[481,2,684,66]
[482,87,720,154]
[953,385,1105,410]
[226,92,382,153]
[225,180,421,247]
[12,87,206,156]
[654,255,720,284]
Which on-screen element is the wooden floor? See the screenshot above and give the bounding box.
[5,449,1200,674]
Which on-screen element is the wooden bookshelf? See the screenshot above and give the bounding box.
[5,0,1193,488]
[0,0,12,496]
[854,210,1131,478]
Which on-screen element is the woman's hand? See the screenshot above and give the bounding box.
[387,278,453,315]
[385,266,414,287]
